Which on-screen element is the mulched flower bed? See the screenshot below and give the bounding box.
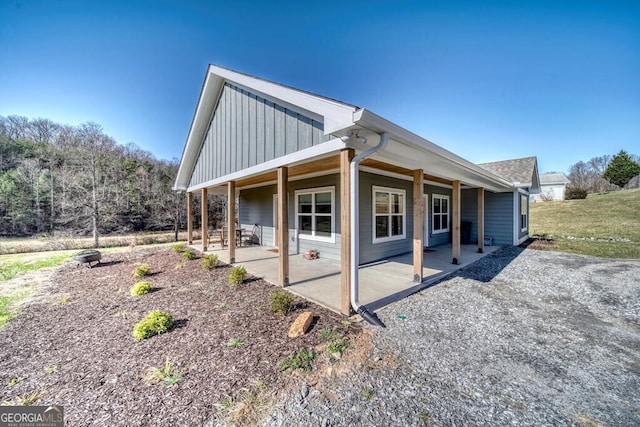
[0,247,358,426]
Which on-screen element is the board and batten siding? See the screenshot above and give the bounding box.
[188,82,328,188]
[484,191,514,245]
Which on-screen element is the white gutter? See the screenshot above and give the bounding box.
[350,131,389,327]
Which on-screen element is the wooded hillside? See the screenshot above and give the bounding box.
[0,115,188,242]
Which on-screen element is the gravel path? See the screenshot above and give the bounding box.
[265,247,640,426]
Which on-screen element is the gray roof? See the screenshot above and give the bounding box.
[539,172,570,185]
[478,156,539,188]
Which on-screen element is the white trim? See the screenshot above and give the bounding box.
[294,186,336,243]
[512,191,519,245]
[372,185,407,244]
[517,234,529,245]
[186,138,345,192]
[520,194,529,233]
[432,194,450,234]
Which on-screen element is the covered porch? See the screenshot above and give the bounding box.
[190,242,500,313]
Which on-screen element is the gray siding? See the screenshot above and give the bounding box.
[423,184,453,247]
[359,172,414,264]
[484,191,514,245]
[461,188,479,244]
[189,83,329,187]
[239,175,343,261]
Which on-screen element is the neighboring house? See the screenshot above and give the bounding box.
[530,172,570,201]
[174,65,540,315]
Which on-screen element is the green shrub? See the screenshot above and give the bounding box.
[565,186,588,200]
[132,310,174,341]
[278,348,316,372]
[327,337,348,356]
[201,254,220,270]
[130,281,153,297]
[227,265,247,287]
[182,248,197,260]
[133,263,151,277]
[172,243,186,253]
[319,326,338,341]
[269,290,294,316]
[145,359,182,386]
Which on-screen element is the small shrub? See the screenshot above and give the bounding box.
[45,364,59,374]
[201,254,220,270]
[361,388,374,399]
[327,338,348,356]
[132,310,174,341]
[56,295,70,304]
[145,359,182,386]
[226,338,244,349]
[228,265,247,287]
[172,243,186,253]
[278,348,316,372]
[269,290,294,316]
[182,248,197,260]
[565,186,588,200]
[134,263,151,277]
[319,326,338,341]
[130,281,154,297]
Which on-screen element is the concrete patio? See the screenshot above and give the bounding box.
[192,242,500,313]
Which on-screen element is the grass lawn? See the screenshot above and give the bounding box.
[530,188,640,259]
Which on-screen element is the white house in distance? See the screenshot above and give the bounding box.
[174,65,540,317]
[531,172,571,202]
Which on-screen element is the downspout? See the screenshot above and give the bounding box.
[350,131,389,327]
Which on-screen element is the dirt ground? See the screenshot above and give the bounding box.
[0,247,360,426]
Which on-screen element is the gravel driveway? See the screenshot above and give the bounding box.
[265,247,640,426]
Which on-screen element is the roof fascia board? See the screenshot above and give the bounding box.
[186,137,346,192]
[209,65,356,134]
[353,109,513,190]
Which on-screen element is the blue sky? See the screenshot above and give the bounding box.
[1,0,638,174]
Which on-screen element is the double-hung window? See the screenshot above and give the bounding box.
[432,194,450,233]
[520,194,528,231]
[295,187,335,242]
[373,186,406,243]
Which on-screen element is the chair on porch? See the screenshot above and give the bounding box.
[240,224,260,246]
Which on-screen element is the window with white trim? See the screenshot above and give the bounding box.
[432,194,450,234]
[520,194,528,231]
[373,186,406,243]
[295,187,335,242]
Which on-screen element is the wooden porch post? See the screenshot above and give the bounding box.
[277,167,289,287]
[201,188,208,252]
[187,191,193,244]
[340,149,354,315]
[227,181,236,263]
[477,187,485,253]
[413,169,424,282]
[452,180,461,264]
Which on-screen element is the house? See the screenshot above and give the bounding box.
[173,65,539,317]
[530,172,570,201]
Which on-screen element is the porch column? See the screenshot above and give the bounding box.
[413,169,424,282]
[201,188,208,252]
[277,167,289,287]
[452,180,461,264]
[477,187,485,253]
[227,181,236,263]
[340,149,354,315]
[187,191,193,244]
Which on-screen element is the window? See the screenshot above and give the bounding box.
[373,186,406,243]
[295,187,335,242]
[432,194,450,234]
[520,194,528,231]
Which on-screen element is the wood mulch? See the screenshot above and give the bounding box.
[0,247,360,426]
